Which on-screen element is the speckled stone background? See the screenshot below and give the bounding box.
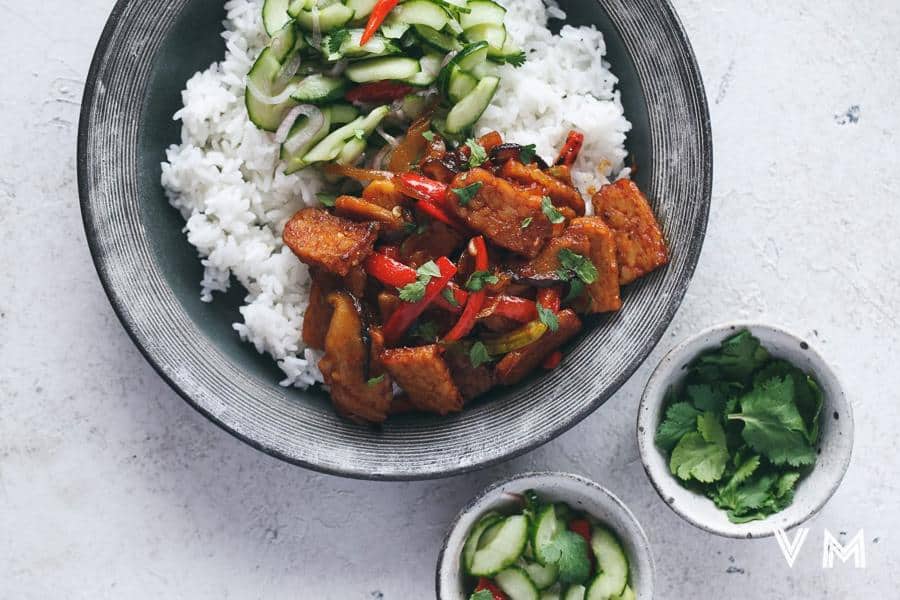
[1,0,897,597]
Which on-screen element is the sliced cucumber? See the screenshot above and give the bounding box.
[263,0,294,36]
[400,94,429,119]
[460,0,507,29]
[379,19,411,39]
[294,3,355,32]
[337,137,368,165]
[611,586,635,600]
[492,37,525,64]
[465,23,507,52]
[328,103,360,124]
[469,515,530,577]
[269,23,299,61]
[463,512,504,574]
[324,29,401,60]
[287,0,314,18]
[281,108,332,173]
[406,54,443,86]
[531,504,561,567]
[495,566,540,600]
[390,0,451,30]
[303,105,390,164]
[436,0,471,13]
[290,74,347,104]
[245,48,298,132]
[345,56,421,83]
[540,587,562,600]
[563,585,587,600]
[412,24,463,52]
[346,0,379,19]
[522,561,560,590]
[437,41,488,97]
[445,74,498,133]
[586,528,628,600]
[448,68,477,102]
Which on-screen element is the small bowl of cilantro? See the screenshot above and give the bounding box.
[637,324,853,538]
[436,472,655,599]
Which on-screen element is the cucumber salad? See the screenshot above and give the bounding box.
[464,491,636,600]
[247,0,525,173]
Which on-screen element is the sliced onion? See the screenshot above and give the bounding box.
[440,50,459,69]
[376,126,400,148]
[415,86,438,98]
[273,52,303,90]
[276,104,325,146]
[328,59,348,77]
[310,5,322,50]
[368,145,392,170]
[245,78,298,105]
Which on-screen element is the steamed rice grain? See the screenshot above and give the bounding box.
[160,0,632,388]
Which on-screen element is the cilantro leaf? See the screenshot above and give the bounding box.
[465,139,488,168]
[543,530,591,585]
[714,472,779,518]
[719,453,761,493]
[697,411,727,447]
[541,196,566,224]
[398,261,440,303]
[465,270,499,292]
[317,193,337,208]
[366,374,386,386]
[469,591,494,600]
[519,144,537,164]
[413,321,441,342]
[441,287,460,307]
[558,248,598,284]
[563,278,585,303]
[669,430,728,483]
[504,50,527,68]
[774,471,801,498]
[327,28,350,54]
[537,303,559,332]
[686,383,731,413]
[755,360,823,443]
[655,402,701,451]
[453,181,483,206]
[422,130,435,142]
[693,330,770,382]
[521,217,533,229]
[728,377,817,467]
[469,341,492,368]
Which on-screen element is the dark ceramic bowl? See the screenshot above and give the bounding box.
[78,0,712,480]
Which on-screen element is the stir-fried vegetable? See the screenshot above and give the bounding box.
[364,252,467,312]
[382,256,457,344]
[556,129,585,167]
[444,236,488,341]
[482,320,548,356]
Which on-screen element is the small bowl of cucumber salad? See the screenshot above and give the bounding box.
[436,472,654,600]
[637,323,854,538]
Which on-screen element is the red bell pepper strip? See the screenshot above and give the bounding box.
[345,80,415,104]
[396,172,449,205]
[536,286,562,313]
[444,236,489,342]
[474,578,508,600]
[415,199,458,229]
[542,350,563,370]
[555,130,585,167]
[377,244,401,261]
[479,296,538,323]
[365,253,466,312]
[382,256,457,344]
[360,0,401,46]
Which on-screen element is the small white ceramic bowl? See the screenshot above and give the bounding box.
[436,472,655,599]
[637,323,853,538]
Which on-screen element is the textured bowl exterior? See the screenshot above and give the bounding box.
[436,472,655,599]
[78,0,712,479]
[637,323,854,538]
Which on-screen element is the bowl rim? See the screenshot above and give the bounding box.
[77,0,713,480]
[435,471,656,599]
[636,321,855,538]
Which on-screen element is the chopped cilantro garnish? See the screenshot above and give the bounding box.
[452,181,483,206]
[518,144,537,164]
[422,130,435,142]
[465,270,499,292]
[469,591,494,600]
[413,320,441,342]
[366,374,386,386]
[558,248,598,284]
[563,278,585,303]
[465,139,488,168]
[521,217,533,229]
[541,196,565,224]
[398,260,441,302]
[327,29,350,54]
[317,193,337,208]
[655,330,823,523]
[536,303,559,332]
[469,341,492,368]
[441,287,460,307]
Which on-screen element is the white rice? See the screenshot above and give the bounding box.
[160,0,632,388]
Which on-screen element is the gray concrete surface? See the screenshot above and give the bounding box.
[1,0,897,597]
